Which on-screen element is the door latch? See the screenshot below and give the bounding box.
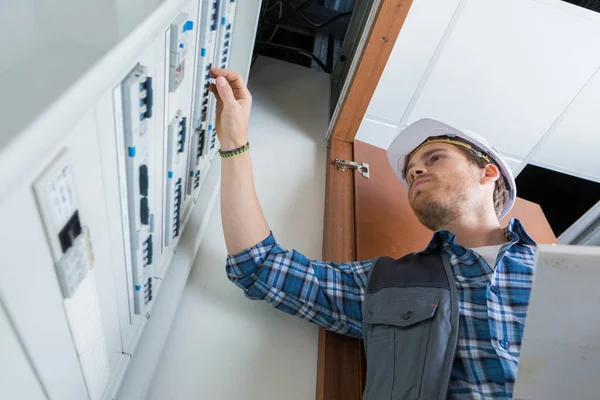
[333,159,370,179]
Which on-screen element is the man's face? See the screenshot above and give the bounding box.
[405,143,483,231]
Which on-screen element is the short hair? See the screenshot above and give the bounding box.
[455,146,506,218]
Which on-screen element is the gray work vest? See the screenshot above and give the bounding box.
[362,251,459,400]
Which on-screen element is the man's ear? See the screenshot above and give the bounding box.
[481,164,500,185]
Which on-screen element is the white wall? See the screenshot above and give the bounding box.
[145,56,330,400]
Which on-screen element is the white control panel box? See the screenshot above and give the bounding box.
[186,130,201,195]
[165,110,186,247]
[188,0,220,195]
[215,0,236,70]
[191,0,218,131]
[206,0,237,158]
[169,13,194,92]
[121,64,155,314]
[33,151,91,298]
[32,150,111,400]
[207,96,218,156]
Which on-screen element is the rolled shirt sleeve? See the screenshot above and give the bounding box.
[226,232,373,338]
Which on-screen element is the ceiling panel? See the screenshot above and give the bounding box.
[405,0,600,158]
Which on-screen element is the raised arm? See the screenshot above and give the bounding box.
[226,233,372,337]
[210,69,371,337]
[209,68,270,255]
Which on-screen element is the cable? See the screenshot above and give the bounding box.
[296,0,318,12]
[290,8,352,28]
[273,0,352,29]
[266,0,283,12]
[266,1,283,42]
[255,41,331,73]
[266,25,280,43]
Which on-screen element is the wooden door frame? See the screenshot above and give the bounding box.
[318,1,414,399]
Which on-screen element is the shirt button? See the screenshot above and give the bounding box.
[499,340,509,349]
[490,285,500,294]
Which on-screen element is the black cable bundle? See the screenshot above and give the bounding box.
[252,0,352,73]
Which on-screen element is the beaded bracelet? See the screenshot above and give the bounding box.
[219,142,250,158]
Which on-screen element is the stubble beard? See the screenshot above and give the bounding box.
[410,179,469,232]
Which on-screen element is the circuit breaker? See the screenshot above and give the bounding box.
[165,110,186,247]
[120,64,155,314]
[206,0,237,158]
[169,13,194,92]
[186,130,201,194]
[188,0,220,195]
[215,0,236,69]
[207,99,218,155]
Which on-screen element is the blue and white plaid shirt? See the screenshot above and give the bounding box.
[226,218,536,399]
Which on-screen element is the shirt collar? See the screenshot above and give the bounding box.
[505,217,537,247]
[424,217,537,252]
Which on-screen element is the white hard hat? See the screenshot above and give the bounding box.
[387,118,516,219]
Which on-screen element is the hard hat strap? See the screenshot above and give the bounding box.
[409,137,491,164]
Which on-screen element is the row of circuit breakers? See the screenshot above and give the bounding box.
[35,0,235,319]
[25,3,236,398]
[120,0,236,315]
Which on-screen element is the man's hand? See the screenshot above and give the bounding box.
[210,68,270,255]
[208,68,252,152]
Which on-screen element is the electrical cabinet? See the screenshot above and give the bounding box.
[33,151,111,399]
[1,109,128,400]
[0,0,258,399]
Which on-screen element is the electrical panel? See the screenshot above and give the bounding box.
[191,0,219,131]
[206,0,237,157]
[120,64,155,315]
[165,110,186,247]
[169,13,194,92]
[207,98,218,155]
[32,150,111,400]
[33,151,94,299]
[188,0,220,195]
[215,0,236,70]
[186,130,201,194]
[0,0,249,397]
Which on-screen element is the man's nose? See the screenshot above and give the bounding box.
[408,168,425,185]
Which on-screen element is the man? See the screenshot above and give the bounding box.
[209,68,536,400]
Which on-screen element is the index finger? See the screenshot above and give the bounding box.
[210,68,251,99]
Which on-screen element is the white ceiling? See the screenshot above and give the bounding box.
[356,0,600,183]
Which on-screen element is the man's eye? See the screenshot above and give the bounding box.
[431,155,441,163]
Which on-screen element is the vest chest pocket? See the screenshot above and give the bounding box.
[363,295,439,400]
